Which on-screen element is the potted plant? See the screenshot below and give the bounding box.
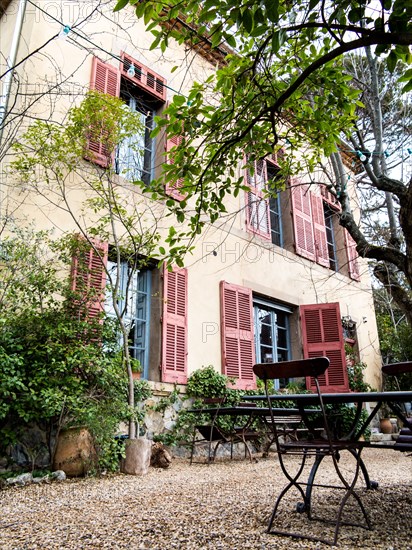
[379,404,393,434]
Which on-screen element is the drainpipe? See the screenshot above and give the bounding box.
[0,0,28,146]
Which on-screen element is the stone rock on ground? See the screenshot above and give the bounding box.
[151,442,172,469]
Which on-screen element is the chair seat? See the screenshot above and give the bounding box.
[234,428,261,440]
[195,424,228,442]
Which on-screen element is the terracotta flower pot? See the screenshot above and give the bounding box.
[379,418,393,434]
[53,427,97,477]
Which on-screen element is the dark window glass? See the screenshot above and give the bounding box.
[324,203,338,271]
[253,301,291,389]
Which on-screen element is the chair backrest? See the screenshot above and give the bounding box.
[253,357,331,448]
[253,357,330,382]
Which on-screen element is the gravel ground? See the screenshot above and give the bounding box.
[0,448,411,549]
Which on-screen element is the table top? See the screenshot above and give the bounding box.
[187,405,316,416]
[243,390,412,406]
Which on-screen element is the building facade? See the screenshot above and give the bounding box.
[0,0,382,395]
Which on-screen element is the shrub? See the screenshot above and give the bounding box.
[0,229,129,472]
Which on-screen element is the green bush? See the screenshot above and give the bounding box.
[186,365,229,398]
[0,229,129,472]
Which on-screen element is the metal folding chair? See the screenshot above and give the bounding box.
[253,357,372,546]
[189,397,230,464]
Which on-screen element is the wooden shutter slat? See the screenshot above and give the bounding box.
[165,133,185,201]
[344,230,361,281]
[220,281,256,390]
[291,180,316,261]
[300,302,348,392]
[121,52,166,102]
[161,265,188,384]
[71,238,108,322]
[311,193,330,267]
[245,156,271,240]
[88,57,120,167]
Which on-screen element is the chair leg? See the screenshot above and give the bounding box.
[190,428,197,465]
[331,450,371,544]
[302,451,326,516]
[267,451,309,532]
[348,448,379,490]
[268,450,371,546]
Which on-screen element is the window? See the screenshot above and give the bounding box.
[323,203,338,271]
[269,196,282,247]
[245,156,284,245]
[267,160,283,246]
[89,55,166,182]
[105,260,152,378]
[246,158,271,238]
[253,298,292,389]
[115,95,155,185]
[291,182,360,278]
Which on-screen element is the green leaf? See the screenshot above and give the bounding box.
[387,51,398,73]
[113,0,129,11]
[173,95,186,107]
[401,79,412,93]
[241,9,253,33]
[375,44,389,56]
[225,34,237,48]
[271,30,285,53]
[398,68,412,82]
[265,0,279,23]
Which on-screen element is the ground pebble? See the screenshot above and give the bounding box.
[0,448,411,549]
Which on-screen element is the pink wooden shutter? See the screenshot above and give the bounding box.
[120,52,166,102]
[344,230,361,281]
[71,238,108,322]
[290,179,316,261]
[310,193,330,267]
[300,303,349,392]
[165,133,185,201]
[88,57,121,167]
[320,184,341,210]
[162,265,188,384]
[245,158,271,239]
[220,281,256,390]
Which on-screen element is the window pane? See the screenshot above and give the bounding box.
[324,204,338,271]
[277,326,287,349]
[116,98,154,184]
[253,301,291,388]
[269,196,282,246]
[105,261,151,377]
